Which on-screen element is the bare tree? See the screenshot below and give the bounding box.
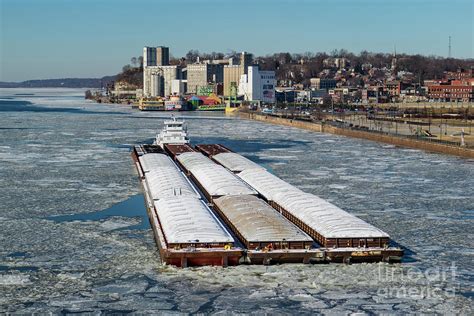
[185,50,200,63]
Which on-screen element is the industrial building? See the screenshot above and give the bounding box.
[224,65,244,97]
[223,52,252,97]
[238,66,276,103]
[143,65,183,97]
[143,46,169,67]
[186,62,224,94]
[143,46,184,97]
[171,79,187,96]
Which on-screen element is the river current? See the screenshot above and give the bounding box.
[0,89,472,313]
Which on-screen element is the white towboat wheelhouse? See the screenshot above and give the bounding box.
[154,116,190,148]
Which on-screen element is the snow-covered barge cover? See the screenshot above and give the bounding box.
[176,151,215,169]
[153,197,233,246]
[238,168,302,201]
[177,152,257,197]
[142,152,234,246]
[145,168,200,200]
[139,153,177,173]
[212,152,265,173]
[238,168,390,248]
[213,195,313,249]
[273,191,389,239]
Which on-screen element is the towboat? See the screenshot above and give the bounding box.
[153,116,190,148]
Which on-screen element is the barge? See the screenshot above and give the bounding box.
[132,119,404,267]
[195,144,404,263]
[132,146,241,267]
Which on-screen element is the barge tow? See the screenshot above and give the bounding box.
[132,120,404,267]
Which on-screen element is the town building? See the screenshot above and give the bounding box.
[238,66,275,103]
[111,81,141,100]
[445,68,473,81]
[425,68,474,102]
[296,90,326,103]
[323,57,350,69]
[275,88,296,103]
[399,85,425,102]
[362,86,390,104]
[310,78,337,90]
[427,80,474,102]
[186,62,224,94]
[384,81,413,100]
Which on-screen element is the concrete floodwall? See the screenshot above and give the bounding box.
[240,112,474,159]
[243,112,322,132]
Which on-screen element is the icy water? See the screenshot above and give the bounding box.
[0,89,473,314]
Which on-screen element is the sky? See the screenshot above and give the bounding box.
[0,0,473,82]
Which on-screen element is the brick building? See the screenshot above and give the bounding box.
[427,80,474,102]
[445,68,473,81]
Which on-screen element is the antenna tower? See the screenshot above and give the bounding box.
[448,36,452,58]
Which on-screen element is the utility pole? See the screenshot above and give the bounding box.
[470,104,472,135]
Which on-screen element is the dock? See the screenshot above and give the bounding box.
[132,143,403,267]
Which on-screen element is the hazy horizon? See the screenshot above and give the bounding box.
[1,0,473,82]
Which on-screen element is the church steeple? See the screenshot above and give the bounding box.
[391,45,397,77]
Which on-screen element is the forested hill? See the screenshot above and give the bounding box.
[0,76,116,88]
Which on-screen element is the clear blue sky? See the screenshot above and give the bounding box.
[1,0,472,81]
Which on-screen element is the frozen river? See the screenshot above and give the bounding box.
[0,89,472,313]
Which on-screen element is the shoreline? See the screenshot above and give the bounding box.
[239,111,474,159]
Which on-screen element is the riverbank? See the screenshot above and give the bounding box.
[240,111,474,159]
